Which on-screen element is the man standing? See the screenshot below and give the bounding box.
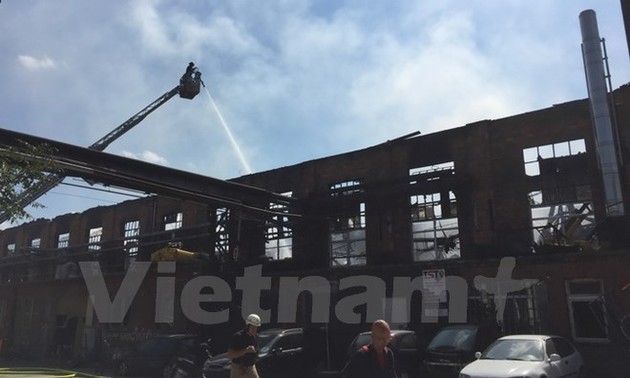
[227,314,261,378]
[342,319,399,378]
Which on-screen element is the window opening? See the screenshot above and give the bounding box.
[529,191,597,253]
[525,139,595,252]
[57,232,70,249]
[566,279,608,342]
[123,220,140,262]
[214,208,231,262]
[6,243,15,257]
[331,202,367,266]
[88,227,103,251]
[330,180,363,197]
[411,191,460,261]
[523,139,586,176]
[501,285,545,334]
[265,192,293,260]
[409,162,455,184]
[329,180,366,267]
[164,212,183,230]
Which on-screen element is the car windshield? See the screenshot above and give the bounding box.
[257,333,279,354]
[481,339,544,361]
[428,328,476,351]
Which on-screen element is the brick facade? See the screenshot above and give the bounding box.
[1,86,630,376]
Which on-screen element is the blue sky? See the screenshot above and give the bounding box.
[1,0,629,227]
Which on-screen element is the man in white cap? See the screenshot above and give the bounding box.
[227,314,261,378]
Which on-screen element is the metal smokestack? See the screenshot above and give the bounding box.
[621,0,630,60]
[579,9,625,216]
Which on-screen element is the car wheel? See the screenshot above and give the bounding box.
[117,361,129,376]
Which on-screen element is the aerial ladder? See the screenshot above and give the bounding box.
[0,62,204,224]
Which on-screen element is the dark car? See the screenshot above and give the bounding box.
[203,328,310,378]
[117,334,209,378]
[345,329,423,378]
[424,324,500,378]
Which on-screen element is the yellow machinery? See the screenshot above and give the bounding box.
[151,242,200,262]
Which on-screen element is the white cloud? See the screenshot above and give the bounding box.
[121,150,169,165]
[2,0,629,221]
[130,0,175,56]
[17,55,56,71]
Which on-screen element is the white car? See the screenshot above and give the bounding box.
[459,334,585,378]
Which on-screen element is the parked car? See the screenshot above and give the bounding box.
[203,328,311,378]
[345,329,423,378]
[117,334,209,378]
[458,334,585,378]
[424,324,500,377]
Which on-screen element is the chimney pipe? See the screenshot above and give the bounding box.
[579,9,625,216]
[620,0,630,60]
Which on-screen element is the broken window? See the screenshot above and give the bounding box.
[529,190,596,252]
[214,208,231,262]
[566,279,608,342]
[329,180,366,267]
[525,139,595,252]
[411,191,460,261]
[123,220,140,262]
[163,212,183,230]
[409,162,455,184]
[265,192,293,260]
[523,139,586,176]
[57,232,70,249]
[88,227,102,251]
[331,202,367,266]
[330,180,363,197]
[6,243,15,257]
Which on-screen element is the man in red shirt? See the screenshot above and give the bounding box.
[342,319,399,378]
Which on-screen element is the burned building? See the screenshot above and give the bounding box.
[1,9,630,377]
[1,80,630,374]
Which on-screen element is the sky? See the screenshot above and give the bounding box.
[1,0,629,228]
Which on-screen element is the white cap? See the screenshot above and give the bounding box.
[246,313,261,327]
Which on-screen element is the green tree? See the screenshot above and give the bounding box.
[0,141,60,223]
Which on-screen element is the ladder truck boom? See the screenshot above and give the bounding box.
[0,63,204,224]
[89,62,203,151]
[89,86,179,151]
